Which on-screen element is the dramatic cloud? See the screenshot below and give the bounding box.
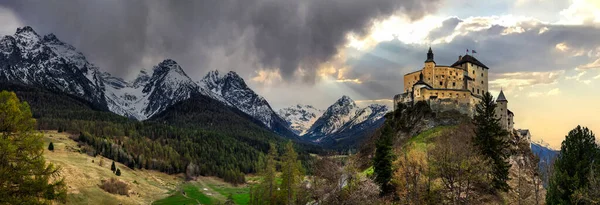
[0,0,440,81]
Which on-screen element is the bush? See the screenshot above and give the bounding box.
[48,142,54,151]
[115,168,121,176]
[99,178,129,196]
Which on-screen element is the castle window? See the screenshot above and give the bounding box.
[472,70,475,74]
[472,88,475,92]
[439,82,443,86]
[481,81,484,84]
[453,82,456,87]
[481,73,484,77]
[477,89,480,94]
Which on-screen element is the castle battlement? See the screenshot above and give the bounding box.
[394,48,515,131]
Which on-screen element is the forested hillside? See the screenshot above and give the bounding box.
[0,84,319,184]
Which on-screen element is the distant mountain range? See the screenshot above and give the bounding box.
[0,26,387,148]
[278,96,388,148]
[531,141,559,168]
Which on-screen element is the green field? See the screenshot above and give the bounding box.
[153,177,256,205]
[153,183,213,205]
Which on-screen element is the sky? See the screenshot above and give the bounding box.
[1,0,599,148]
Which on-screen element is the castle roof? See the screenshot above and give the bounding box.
[451,54,489,69]
[413,73,432,88]
[496,90,507,102]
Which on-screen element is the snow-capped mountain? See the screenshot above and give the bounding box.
[0,26,383,144]
[197,70,296,137]
[303,96,388,144]
[0,26,107,109]
[102,59,199,120]
[277,105,324,135]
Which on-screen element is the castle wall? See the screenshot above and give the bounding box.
[428,66,467,90]
[403,71,422,93]
[427,96,478,117]
[466,63,488,96]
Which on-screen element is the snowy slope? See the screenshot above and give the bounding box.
[303,96,388,143]
[102,60,199,120]
[277,105,324,135]
[0,26,107,109]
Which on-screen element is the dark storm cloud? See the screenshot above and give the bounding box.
[0,0,440,80]
[426,17,462,41]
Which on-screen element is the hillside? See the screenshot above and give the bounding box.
[0,83,313,184]
[356,102,545,204]
[42,131,257,205]
[42,131,180,205]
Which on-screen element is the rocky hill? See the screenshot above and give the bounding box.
[357,102,545,204]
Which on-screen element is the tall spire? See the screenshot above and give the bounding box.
[425,47,435,63]
[496,89,507,102]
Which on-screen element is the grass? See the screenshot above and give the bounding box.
[206,183,250,205]
[405,126,455,152]
[42,131,181,205]
[153,183,213,205]
[153,176,259,205]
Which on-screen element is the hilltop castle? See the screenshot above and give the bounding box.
[393,48,514,131]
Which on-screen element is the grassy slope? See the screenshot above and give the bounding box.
[42,130,271,205]
[362,126,454,174]
[404,126,454,152]
[42,131,181,205]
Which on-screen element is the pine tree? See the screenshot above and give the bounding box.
[249,143,278,205]
[280,141,301,204]
[115,168,121,176]
[473,92,511,191]
[546,126,598,204]
[48,142,54,151]
[0,91,67,204]
[111,161,116,172]
[373,121,395,195]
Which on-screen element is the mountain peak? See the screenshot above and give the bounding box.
[154,59,188,77]
[15,26,38,35]
[336,95,354,105]
[42,33,60,43]
[14,26,41,47]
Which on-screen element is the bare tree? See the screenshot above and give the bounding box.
[430,124,489,204]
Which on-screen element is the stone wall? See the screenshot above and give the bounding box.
[427,98,477,117]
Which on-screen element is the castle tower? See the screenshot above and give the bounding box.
[423,47,436,86]
[495,90,509,130]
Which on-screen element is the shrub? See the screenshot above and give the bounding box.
[99,178,129,196]
[48,142,54,151]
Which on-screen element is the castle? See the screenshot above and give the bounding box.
[393,48,514,131]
